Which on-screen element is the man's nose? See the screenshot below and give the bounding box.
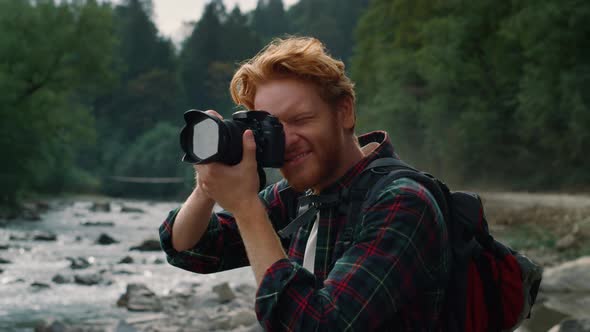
[283,124,299,149]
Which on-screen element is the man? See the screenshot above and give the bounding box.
[159,37,450,331]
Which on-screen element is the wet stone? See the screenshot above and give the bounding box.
[130,239,161,251]
[120,205,145,213]
[31,282,51,291]
[74,273,107,286]
[33,232,57,242]
[67,257,91,269]
[212,282,236,303]
[549,318,590,332]
[81,221,114,227]
[96,233,118,245]
[117,283,163,312]
[90,202,111,212]
[35,318,68,332]
[52,274,73,284]
[119,256,134,264]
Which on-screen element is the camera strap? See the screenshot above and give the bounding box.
[277,191,340,239]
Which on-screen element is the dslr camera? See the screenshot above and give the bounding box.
[180,109,285,168]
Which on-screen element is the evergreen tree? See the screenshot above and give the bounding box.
[252,0,291,42]
[288,0,368,63]
[180,1,261,116]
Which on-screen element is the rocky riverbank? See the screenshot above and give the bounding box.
[1,192,589,332]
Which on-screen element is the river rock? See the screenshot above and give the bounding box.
[130,239,161,251]
[548,318,590,332]
[117,283,163,312]
[120,205,144,213]
[576,218,590,239]
[21,203,42,221]
[96,233,118,245]
[90,202,110,212]
[0,257,11,264]
[81,221,114,227]
[212,282,236,303]
[112,269,135,275]
[119,256,134,264]
[33,232,57,241]
[555,233,577,251]
[52,274,73,284]
[209,309,258,330]
[113,320,140,332]
[35,318,68,332]
[66,257,91,270]
[74,273,107,286]
[31,282,51,291]
[542,256,590,292]
[9,233,29,241]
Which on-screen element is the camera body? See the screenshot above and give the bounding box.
[232,110,285,168]
[180,109,285,168]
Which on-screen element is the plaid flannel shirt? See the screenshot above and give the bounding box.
[160,131,451,331]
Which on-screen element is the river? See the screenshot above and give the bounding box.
[0,198,255,331]
[0,196,587,331]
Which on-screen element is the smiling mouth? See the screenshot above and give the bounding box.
[285,151,310,164]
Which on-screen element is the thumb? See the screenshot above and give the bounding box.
[242,130,257,164]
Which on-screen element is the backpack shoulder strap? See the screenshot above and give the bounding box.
[340,157,426,245]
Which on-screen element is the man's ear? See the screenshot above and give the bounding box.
[336,95,355,131]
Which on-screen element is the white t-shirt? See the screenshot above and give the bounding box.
[302,213,319,273]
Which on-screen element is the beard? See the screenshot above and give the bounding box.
[280,143,342,193]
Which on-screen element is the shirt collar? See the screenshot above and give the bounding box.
[318,130,398,195]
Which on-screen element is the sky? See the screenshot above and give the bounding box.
[144,0,299,44]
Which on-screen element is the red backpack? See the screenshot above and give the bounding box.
[279,157,543,331]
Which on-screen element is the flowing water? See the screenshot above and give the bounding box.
[0,199,255,331]
[0,198,585,331]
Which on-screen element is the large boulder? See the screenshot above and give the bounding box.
[117,283,163,312]
[542,256,590,292]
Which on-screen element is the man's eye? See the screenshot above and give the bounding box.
[295,117,312,124]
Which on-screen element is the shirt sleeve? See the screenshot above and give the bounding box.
[159,179,295,274]
[254,178,450,331]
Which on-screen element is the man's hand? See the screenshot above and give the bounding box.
[196,110,260,216]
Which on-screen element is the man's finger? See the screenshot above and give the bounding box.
[204,109,223,120]
[242,130,257,165]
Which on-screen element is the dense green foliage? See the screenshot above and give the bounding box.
[0,0,115,204]
[1,0,588,206]
[352,0,590,189]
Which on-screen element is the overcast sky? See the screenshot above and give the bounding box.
[143,0,299,43]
